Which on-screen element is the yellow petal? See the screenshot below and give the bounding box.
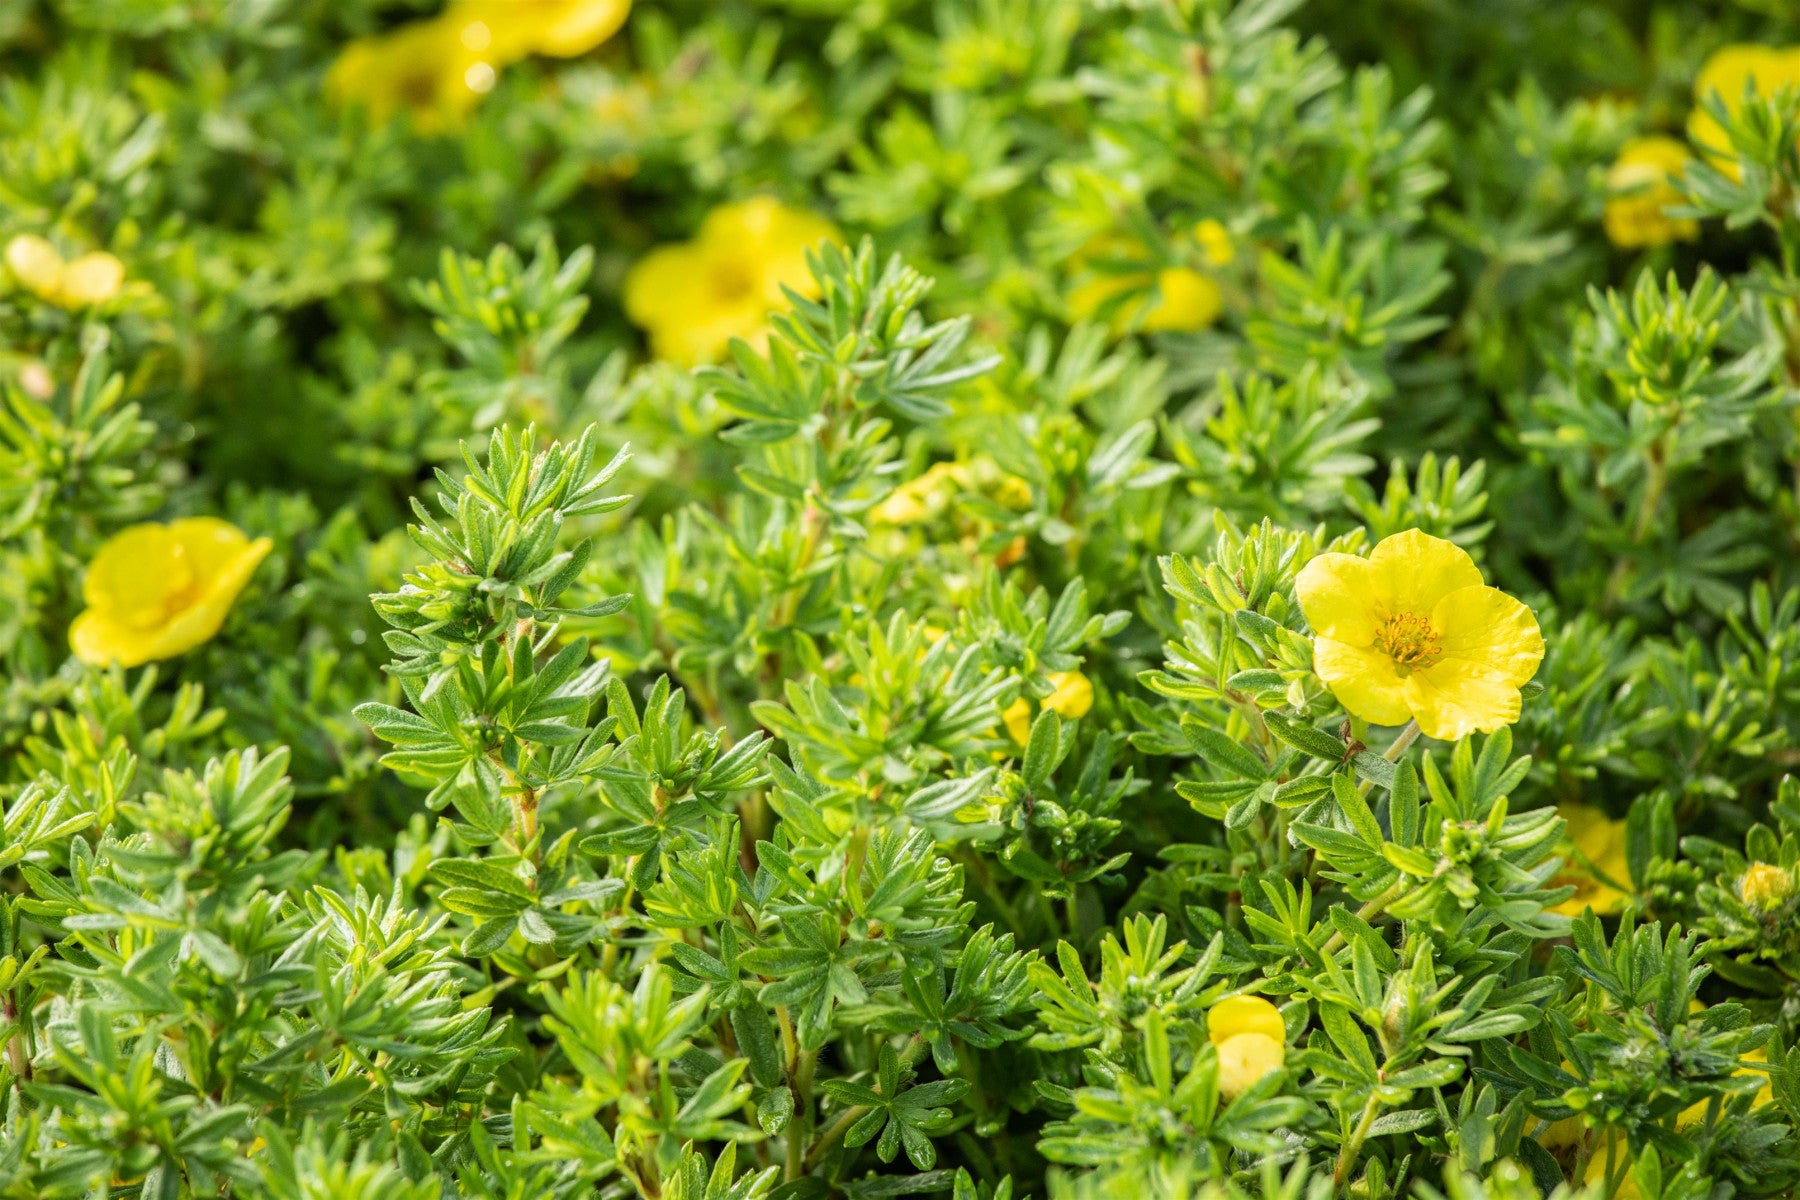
[1195,219,1235,266]
[1604,137,1698,249]
[56,252,124,307]
[328,17,491,133]
[1002,697,1031,746]
[454,0,630,59]
[1536,1115,1584,1151]
[133,531,272,663]
[1367,529,1484,616]
[6,235,65,299]
[71,521,271,668]
[1402,656,1524,741]
[1207,995,1284,1046]
[1043,671,1093,720]
[82,523,195,627]
[1140,268,1221,332]
[1215,1032,1284,1099]
[622,243,709,328]
[1431,584,1544,690]
[624,199,837,365]
[1312,637,1413,727]
[1688,44,1800,174]
[1295,552,1383,645]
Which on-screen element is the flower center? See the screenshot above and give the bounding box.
[710,258,760,304]
[1375,611,1442,674]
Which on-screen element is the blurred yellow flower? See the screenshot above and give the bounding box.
[870,458,1032,526]
[1548,803,1632,916]
[70,518,273,668]
[1295,529,1544,742]
[1677,1045,1773,1128]
[1194,218,1236,266]
[1688,44,1800,175]
[623,197,838,366]
[1002,671,1093,744]
[1207,995,1285,1099]
[328,15,499,134]
[5,235,124,309]
[1603,137,1698,248]
[871,462,967,525]
[451,0,631,59]
[1067,235,1223,335]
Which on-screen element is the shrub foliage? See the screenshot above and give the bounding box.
[2,1,1800,1198]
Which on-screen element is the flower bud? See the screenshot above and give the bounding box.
[1739,862,1792,911]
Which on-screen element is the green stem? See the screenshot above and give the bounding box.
[1318,882,1403,958]
[804,1036,927,1169]
[1333,1087,1384,1192]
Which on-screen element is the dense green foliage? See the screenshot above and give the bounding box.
[3,0,1800,1197]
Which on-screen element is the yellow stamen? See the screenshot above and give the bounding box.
[1375,611,1442,673]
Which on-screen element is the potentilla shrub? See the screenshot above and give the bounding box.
[2,1,1799,1198]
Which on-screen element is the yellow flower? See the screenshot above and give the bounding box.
[1002,671,1093,745]
[1066,236,1223,335]
[450,0,631,60]
[1142,268,1223,332]
[1194,219,1235,266]
[1603,137,1698,248]
[1688,44,1800,176]
[871,462,968,525]
[1207,995,1285,1044]
[1739,861,1793,910]
[1677,1045,1774,1128]
[1548,803,1632,916]
[5,235,125,309]
[1207,995,1285,1099]
[1294,529,1544,742]
[870,458,1032,526]
[327,16,497,134]
[70,518,273,669]
[623,197,838,366]
[1582,1131,1640,1198]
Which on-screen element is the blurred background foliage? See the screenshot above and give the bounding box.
[2,0,1800,1196]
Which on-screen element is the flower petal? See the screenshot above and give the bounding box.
[1043,671,1093,720]
[57,253,124,307]
[83,523,193,625]
[1402,657,1523,741]
[1312,637,1412,727]
[622,244,708,327]
[1367,529,1483,614]
[70,610,168,668]
[140,533,273,661]
[1294,552,1383,645]
[1140,268,1222,332]
[1431,584,1544,689]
